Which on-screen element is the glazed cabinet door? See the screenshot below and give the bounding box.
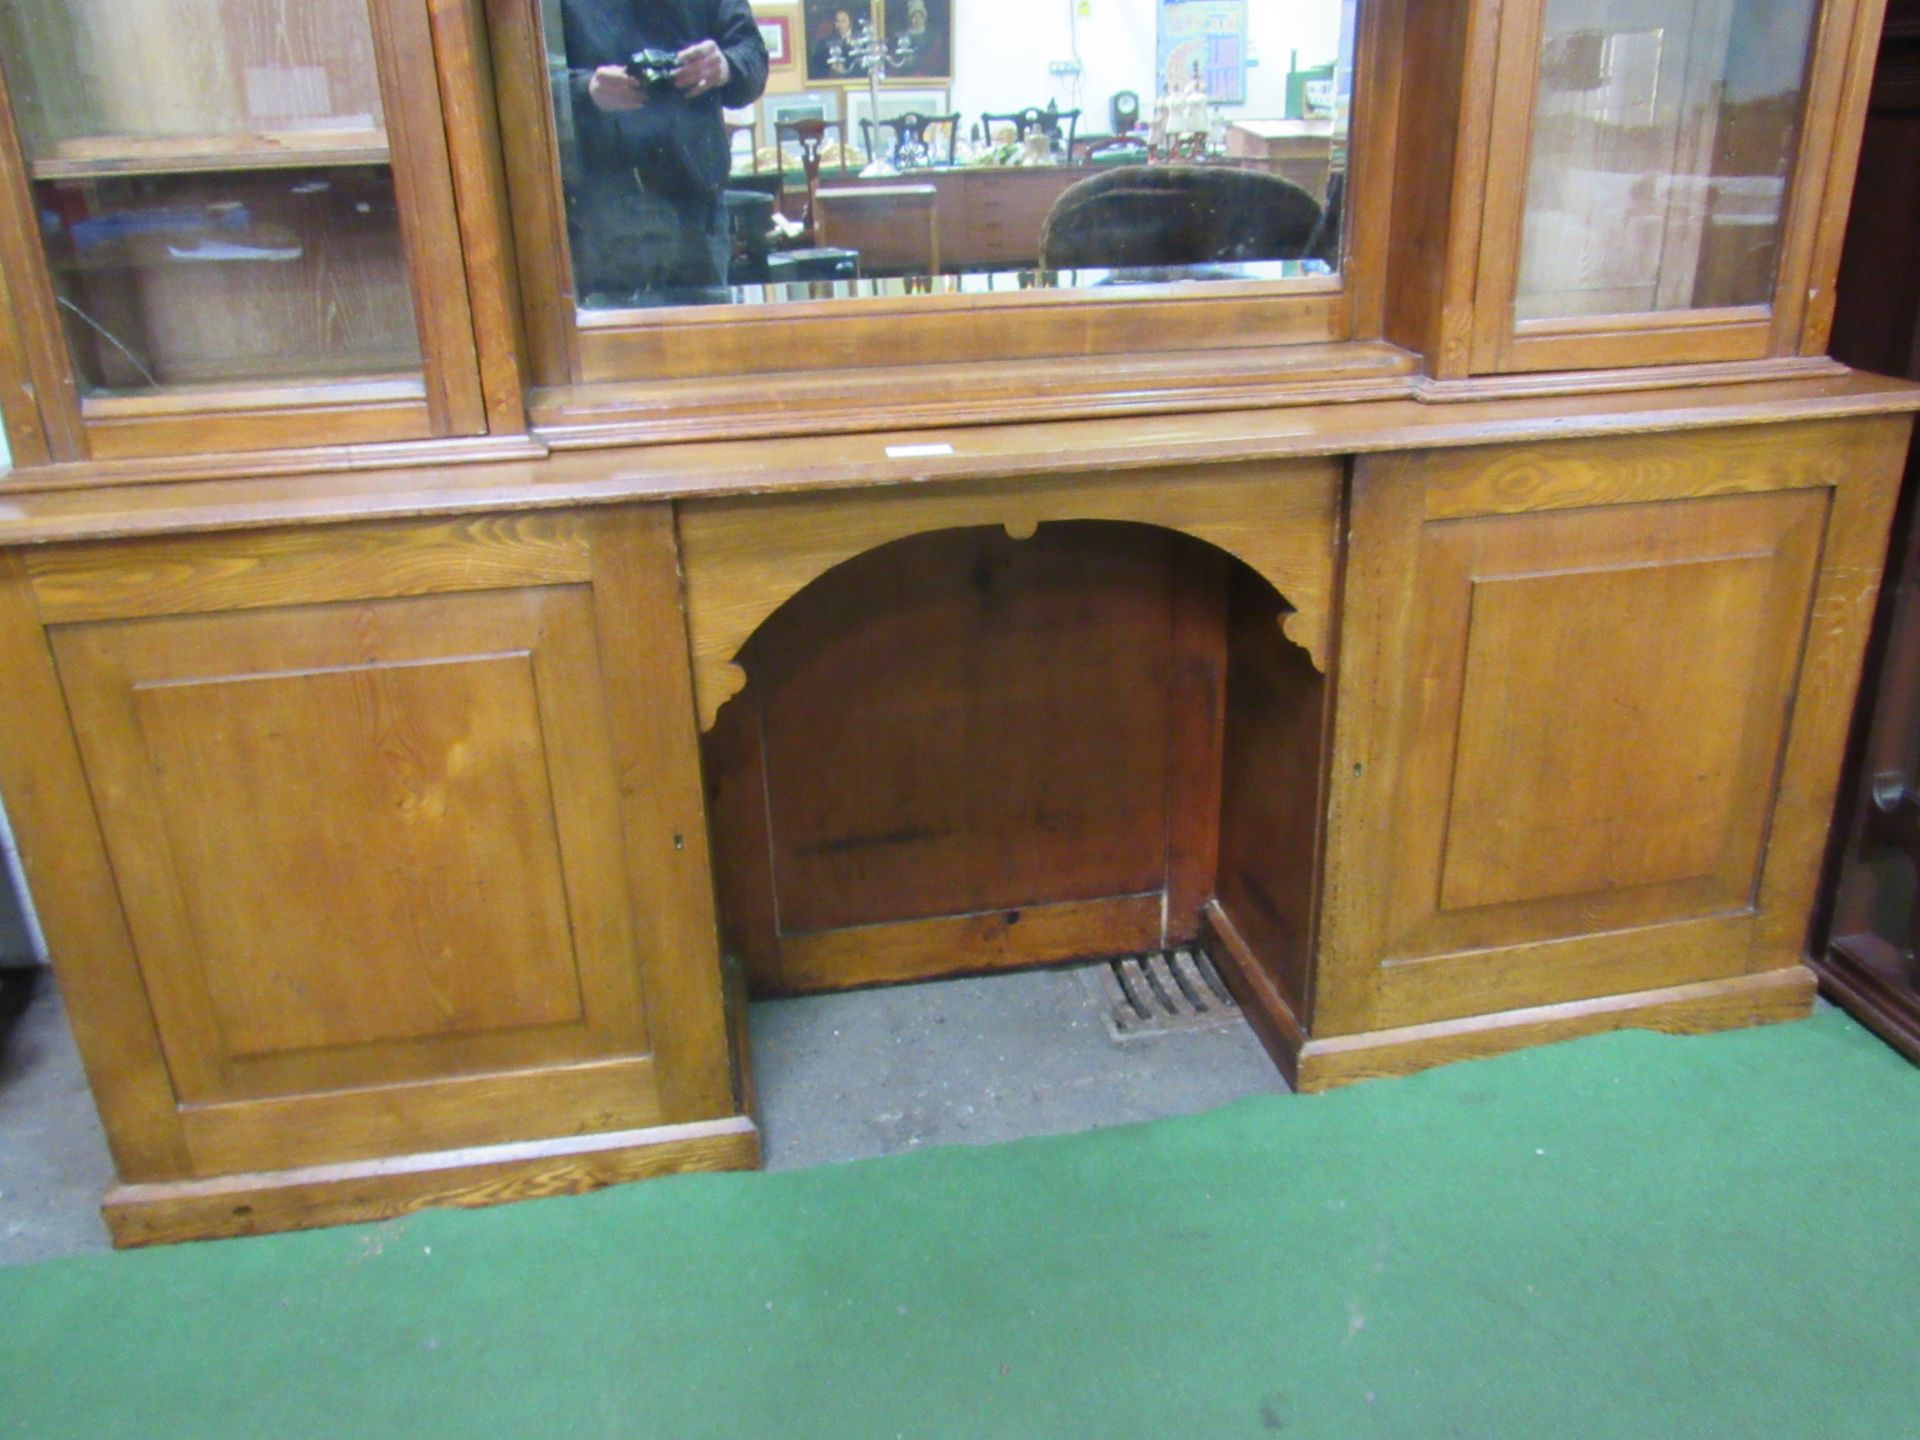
[0,0,488,461]
[1465,0,1884,372]
[6,505,731,1180]
[1319,418,1911,1036]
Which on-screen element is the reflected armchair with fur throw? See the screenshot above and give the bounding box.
[1038,164,1324,272]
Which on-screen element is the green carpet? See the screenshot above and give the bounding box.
[6,1011,1919,1438]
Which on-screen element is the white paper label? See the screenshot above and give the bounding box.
[885,443,956,458]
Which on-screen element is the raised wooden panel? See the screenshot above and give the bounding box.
[1437,551,1787,911]
[49,581,659,1168]
[132,655,585,1056]
[1322,419,1908,1038]
[1383,490,1823,986]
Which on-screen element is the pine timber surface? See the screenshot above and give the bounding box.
[0,373,1915,546]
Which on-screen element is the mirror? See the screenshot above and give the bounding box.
[540,0,1358,312]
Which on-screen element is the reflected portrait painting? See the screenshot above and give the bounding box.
[883,0,952,80]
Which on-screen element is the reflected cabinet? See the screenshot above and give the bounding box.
[0,0,1914,1245]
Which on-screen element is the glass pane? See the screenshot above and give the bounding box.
[1515,0,1820,323]
[540,0,1359,313]
[0,0,425,398]
[35,169,421,394]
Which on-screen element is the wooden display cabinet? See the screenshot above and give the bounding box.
[0,0,513,461]
[0,0,1914,1245]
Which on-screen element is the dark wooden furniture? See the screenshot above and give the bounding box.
[770,163,1101,273]
[0,0,1913,1252]
[859,111,961,167]
[814,182,939,275]
[773,117,846,243]
[1817,0,1920,1058]
[981,105,1082,158]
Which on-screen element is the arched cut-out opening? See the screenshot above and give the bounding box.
[701,520,1325,1041]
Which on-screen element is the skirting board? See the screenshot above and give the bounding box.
[104,1115,762,1248]
[1204,901,1817,1092]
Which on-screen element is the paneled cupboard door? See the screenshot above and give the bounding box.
[1467,0,1886,372]
[25,506,734,1179]
[0,0,487,461]
[1319,419,1909,1037]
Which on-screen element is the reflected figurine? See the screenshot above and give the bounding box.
[561,0,769,305]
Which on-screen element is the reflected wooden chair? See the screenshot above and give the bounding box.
[1037,164,1322,271]
[981,105,1081,159]
[725,120,760,173]
[774,118,848,242]
[859,111,961,167]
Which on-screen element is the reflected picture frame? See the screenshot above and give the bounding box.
[879,0,953,84]
[802,0,883,85]
[759,14,794,66]
[762,90,844,149]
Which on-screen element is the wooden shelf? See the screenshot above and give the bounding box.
[29,130,391,181]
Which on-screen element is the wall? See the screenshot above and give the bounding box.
[947,0,1348,135]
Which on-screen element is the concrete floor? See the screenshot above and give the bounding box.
[751,965,1290,1170]
[0,962,1289,1266]
[0,975,116,1264]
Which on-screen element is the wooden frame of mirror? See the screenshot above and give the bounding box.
[484,0,1408,443]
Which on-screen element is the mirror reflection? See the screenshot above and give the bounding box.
[543,0,1357,311]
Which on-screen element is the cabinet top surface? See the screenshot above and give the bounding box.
[0,370,1913,548]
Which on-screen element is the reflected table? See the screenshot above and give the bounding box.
[814,183,940,276]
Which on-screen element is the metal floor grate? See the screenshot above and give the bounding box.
[1081,948,1241,1041]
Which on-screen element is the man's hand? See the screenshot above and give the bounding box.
[587,65,647,111]
[673,40,730,99]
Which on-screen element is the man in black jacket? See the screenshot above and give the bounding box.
[561,0,768,304]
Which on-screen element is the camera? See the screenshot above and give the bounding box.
[627,49,680,92]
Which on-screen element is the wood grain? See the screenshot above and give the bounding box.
[0,550,187,1179]
[1295,968,1817,1093]
[703,525,1244,993]
[1215,566,1334,1023]
[0,216,49,466]
[1320,415,1908,1039]
[50,586,652,1137]
[426,0,530,434]
[1749,414,1914,969]
[366,0,486,438]
[746,524,1177,937]
[1203,899,1306,1090]
[585,505,738,1123]
[1164,546,1233,945]
[0,49,85,460]
[776,895,1165,995]
[6,375,1914,546]
[536,340,1413,448]
[678,459,1342,730]
[179,1058,663,1175]
[26,511,592,621]
[105,1115,760,1247]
